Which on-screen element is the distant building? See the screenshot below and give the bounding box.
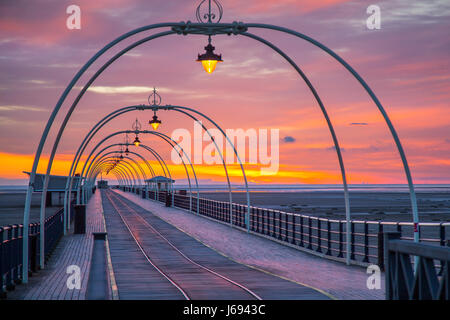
[145,176,175,192]
[97,180,108,189]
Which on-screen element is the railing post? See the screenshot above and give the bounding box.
[277,212,282,240]
[291,214,296,245]
[6,226,15,291]
[284,213,289,242]
[270,210,275,237]
[316,219,322,253]
[440,223,445,246]
[13,225,20,283]
[326,220,331,256]
[307,218,312,250]
[338,221,344,258]
[377,223,385,271]
[299,216,304,247]
[350,222,355,260]
[0,227,5,299]
[384,232,401,300]
[363,222,370,263]
[264,209,268,235]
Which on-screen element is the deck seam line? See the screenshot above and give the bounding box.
[101,198,119,300]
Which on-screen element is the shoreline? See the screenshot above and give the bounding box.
[0,189,448,226]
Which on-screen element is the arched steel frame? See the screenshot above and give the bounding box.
[94,159,137,188]
[22,20,419,281]
[80,145,155,201]
[81,143,168,204]
[66,130,200,230]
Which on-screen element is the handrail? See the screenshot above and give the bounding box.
[0,206,65,298]
[129,187,449,269]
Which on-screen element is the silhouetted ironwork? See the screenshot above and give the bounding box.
[384,232,449,300]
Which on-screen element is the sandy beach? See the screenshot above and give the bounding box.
[0,188,449,227]
[199,191,450,222]
[0,192,63,226]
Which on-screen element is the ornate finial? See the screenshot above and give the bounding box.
[132,118,142,131]
[148,87,162,106]
[196,0,223,23]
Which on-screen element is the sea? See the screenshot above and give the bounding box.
[2,184,449,194]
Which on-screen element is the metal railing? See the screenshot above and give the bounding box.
[127,188,450,269]
[0,206,65,298]
[385,232,450,300]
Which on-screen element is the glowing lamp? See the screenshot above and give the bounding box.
[149,114,161,130]
[197,43,222,74]
[133,136,141,147]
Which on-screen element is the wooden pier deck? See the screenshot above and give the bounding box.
[8,187,385,300]
[8,190,105,300]
[102,190,329,300]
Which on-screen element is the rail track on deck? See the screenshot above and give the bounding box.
[103,190,262,300]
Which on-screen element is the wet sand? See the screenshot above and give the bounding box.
[199,191,450,222]
[1,190,449,227]
[0,192,63,226]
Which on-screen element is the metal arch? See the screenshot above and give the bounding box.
[92,161,135,189]
[240,31,351,264]
[139,144,169,178]
[170,108,234,225]
[171,105,252,231]
[74,130,197,202]
[23,24,183,281]
[68,130,199,224]
[93,168,125,189]
[106,167,127,187]
[87,155,145,188]
[84,151,149,191]
[81,152,154,204]
[138,143,193,210]
[23,18,418,280]
[91,158,137,187]
[99,163,132,187]
[96,163,129,187]
[108,170,125,187]
[100,163,131,188]
[64,105,231,213]
[90,164,128,187]
[41,30,175,215]
[80,144,156,203]
[85,140,191,210]
[144,130,201,212]
[93,169,123,189]
[63,105,198,233]
[245,23,419,244]
[37,28,237,270]
[104,157,144,186]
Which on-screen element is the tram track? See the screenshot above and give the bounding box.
[104,190,262,300]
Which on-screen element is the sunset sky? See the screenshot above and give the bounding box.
[0,0,449,185]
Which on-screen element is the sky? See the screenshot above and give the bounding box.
[0,0,449,186]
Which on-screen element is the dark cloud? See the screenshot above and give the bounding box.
[349,122,369,126]
[282,136,296,143]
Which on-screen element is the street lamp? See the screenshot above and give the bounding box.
[132,118,142,146]
[197,36,222,74]
[133,136,141,147]
[149,111,161,130]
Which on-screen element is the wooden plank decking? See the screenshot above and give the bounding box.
[102,190,329,300]
[8,190,105,300]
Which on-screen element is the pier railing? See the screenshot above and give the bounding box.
[384,232,449,300]
[0,206,65,298]
[127,187,450,268]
